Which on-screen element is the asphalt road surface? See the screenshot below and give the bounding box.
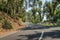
[0,24,60,40]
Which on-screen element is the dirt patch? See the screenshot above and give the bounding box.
[0,26,25,37]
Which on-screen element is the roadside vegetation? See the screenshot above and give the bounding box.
[39,22,60,27]
[0,0,25,35]
[22,0,60,26]
[0,0,60,36]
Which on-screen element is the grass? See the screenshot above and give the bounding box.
[2,20,13,30]
[40,22,60,27]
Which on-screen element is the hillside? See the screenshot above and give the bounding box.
[0,11,25,35]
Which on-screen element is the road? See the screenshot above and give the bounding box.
[0,24,60,40]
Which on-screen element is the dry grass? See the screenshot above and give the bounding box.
[0,12,26,36]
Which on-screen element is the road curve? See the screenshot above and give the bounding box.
[0,24,60,40]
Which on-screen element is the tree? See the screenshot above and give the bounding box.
[37,0,42,22]
[30,0,42,23]
[43,0,60,23]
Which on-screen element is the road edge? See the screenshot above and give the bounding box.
[0,31,18,38]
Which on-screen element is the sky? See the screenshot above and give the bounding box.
[42,0,52,4]
[26,0,52,12]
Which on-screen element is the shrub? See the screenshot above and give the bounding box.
[2,20,13,30]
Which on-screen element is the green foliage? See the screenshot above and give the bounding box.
[0,0,60,23]
[43,0,60,23]
[2,20,13,30]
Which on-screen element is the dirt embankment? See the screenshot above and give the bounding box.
[0,12,25,36]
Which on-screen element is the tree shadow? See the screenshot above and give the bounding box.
[16,30,60,40]
[20,24,58,30]
[17,33,41,40]
[43,30,60,38]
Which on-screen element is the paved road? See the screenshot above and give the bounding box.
[0,24,60,40]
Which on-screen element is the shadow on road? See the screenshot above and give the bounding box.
[17,33,41,40]
[21,24,58,30]
[43,30,60,38]
[16,30,60,40]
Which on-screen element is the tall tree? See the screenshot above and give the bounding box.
[43,0,60,22]
[37,0,42,22]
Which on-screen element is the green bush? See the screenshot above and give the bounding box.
[2,20,13,30]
